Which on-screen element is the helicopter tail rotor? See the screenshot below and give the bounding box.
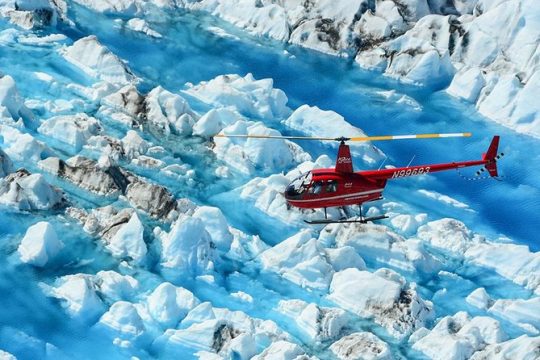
[477,135,504,178]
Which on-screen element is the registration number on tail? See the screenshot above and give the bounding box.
[391,167,430,178]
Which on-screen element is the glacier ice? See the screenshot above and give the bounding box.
[146,282,200,328]
[0,125,52,162]
[42,273,107,322]
[276,299,347,342]
[175,0,540,136]
[61,35,136,85]
[411,311,507,360]
[158,216,216,277]
[330,331,392,360]
[329,267,434,339]
[37,113,102,151]
[143,86,198,137]
[470,334,540,360]
[0,75,34,126]
[0,1,539,359]
[18,221,63,267]
[0,147,13,177]
[126,18,162,38]
[0,169,66,210]
[284,105,383,164]
[106,212,147,264]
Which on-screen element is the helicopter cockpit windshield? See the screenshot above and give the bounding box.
[285,171,312,197]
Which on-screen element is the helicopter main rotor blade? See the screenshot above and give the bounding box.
[213,134,336,141]
[214,132,472,142]
[349,132,472,141]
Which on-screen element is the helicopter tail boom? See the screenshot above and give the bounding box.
[360,136,502,180]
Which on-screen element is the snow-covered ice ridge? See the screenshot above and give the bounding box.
[1,1,540,359]
[169,0,539,137]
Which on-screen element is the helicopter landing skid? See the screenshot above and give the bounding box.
[304,215,388,225]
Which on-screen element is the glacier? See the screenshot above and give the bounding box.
[0,0,539,359]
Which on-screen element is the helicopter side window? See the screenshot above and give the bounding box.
[309,181,323,194]
[326,180,338,193]
[286,171,312,196]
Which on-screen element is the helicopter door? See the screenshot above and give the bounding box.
[308,181,324,194]
[326,180,338,193]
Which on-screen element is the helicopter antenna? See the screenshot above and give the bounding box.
[406,154,416,168]
[214,132,472,142]
[377,154,388,170]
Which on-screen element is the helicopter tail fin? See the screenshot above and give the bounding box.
[336,142,353,173]
[481,136,502,177]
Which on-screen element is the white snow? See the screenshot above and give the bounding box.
[283,105,383,164]
[375,90,422,111]
[0,349,16,360]
[214,120,311,174]
[93,271,139,303]
[417,218,480,253]
[106,212,147,264]
[417,189,474,212]
[180,0,540,136]
[328,267,434,339]
[0,148,13,177]
[122,130,149,160]
[126,18,162,38]
[322,222,442,274]
[0,75,34,125]
[192,107,242,138]
[470,334,540,359]
[0,125,52,162]
[366,15,455,85]
[447,67,486,103]
[144,86,197,136]
[478,243,540,293]
[411,311,507,360]
[488,297,540,333]
[71,0,140,16]
[418,218,540,294]
[330,332,392,360]
[61,36,136,85]
[146,282,200,328]
[227,228,269,262]
[158,216,216,276]
[97,301,145,337]
[466,288,492,311]
[324,246,367,272]
[18,221,63,267]
[251,341,308,360]
[192,206,233,252]
[276,299,347,342]
[260,230,336,291]
[100,84,143,119]
[196,1,290,42]
[42,274,106,321]
[185,73,290,120]
[155,304,289,359]
[0,170,65,210]
[448,0,540,136]
[390,213,428,235]
[37,113,102,151]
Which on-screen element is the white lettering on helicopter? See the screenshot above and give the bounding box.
[344,182,353,188]
[391,166,430,179]
[337,157,352,164]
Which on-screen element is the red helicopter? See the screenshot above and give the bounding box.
[215,132,503,224]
